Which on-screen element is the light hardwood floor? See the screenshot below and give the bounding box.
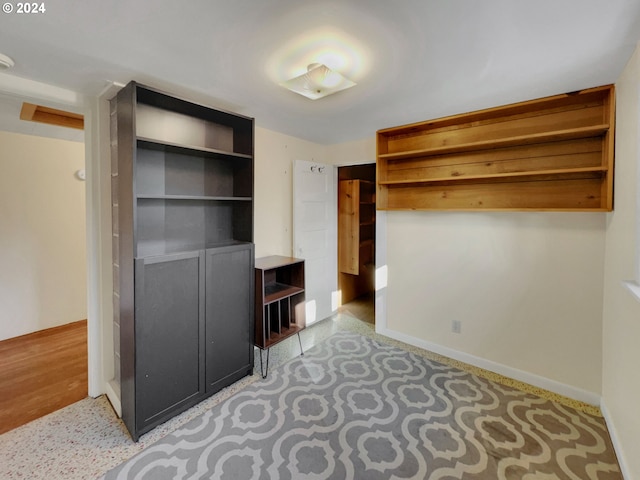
[339,292,375,324]
[0,320,87,434]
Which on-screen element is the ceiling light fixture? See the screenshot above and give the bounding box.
[281,63,356,100]
[0,53,15,70]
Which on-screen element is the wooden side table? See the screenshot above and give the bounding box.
[254,255,306,378]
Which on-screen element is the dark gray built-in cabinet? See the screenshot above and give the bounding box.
[110,82,255,440]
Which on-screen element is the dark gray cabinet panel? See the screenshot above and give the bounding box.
[134,251,205,431]
[205,244,254,393]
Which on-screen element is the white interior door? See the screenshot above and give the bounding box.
[293,159,337,325]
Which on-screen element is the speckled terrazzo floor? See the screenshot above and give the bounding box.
[0,306,605,480]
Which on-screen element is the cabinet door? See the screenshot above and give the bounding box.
[205,243,254,393]
[134,251,205,433]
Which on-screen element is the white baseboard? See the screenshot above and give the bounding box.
[105,380,122,418]
[600,400,631,480]
[376,326,601,406]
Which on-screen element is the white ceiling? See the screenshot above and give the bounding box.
[1,0,640,144]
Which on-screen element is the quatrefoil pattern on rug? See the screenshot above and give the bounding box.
[103,333,621,480]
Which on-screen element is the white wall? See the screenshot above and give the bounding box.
[254,126,327,258]
[0,131,87,340]
[326,137,376,166]
[601,43,640,479]
[382,211,605,399]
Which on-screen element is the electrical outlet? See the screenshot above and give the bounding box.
[452,320,462,334]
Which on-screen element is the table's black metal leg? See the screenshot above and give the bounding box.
[260,347,270,379]
[297,332,304,357]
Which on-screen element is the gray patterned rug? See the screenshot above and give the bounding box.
[103,333,621,479]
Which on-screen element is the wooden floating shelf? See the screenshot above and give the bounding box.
[378,125,609,161]
[379,166,608,187]
[376,85,615,211]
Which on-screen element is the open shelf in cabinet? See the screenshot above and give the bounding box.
[136,144,252,199]
[137,137,252,161]
[264,282,304,304]
[135,89,253,157]
[135,198,252,258]
[132,123,253,259]
[376,85,615,211]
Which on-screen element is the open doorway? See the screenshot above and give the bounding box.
[0,93,87,433]
[337,163,376,324]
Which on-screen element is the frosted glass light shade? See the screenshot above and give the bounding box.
[0,53,14,70]
[281,63,356,100]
